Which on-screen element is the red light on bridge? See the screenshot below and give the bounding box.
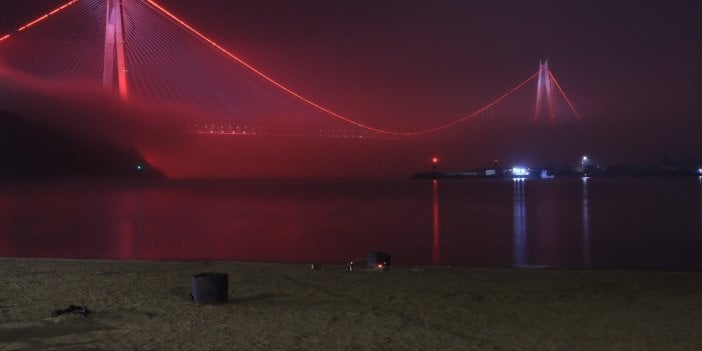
[0,0,79,44]
[432,157,439,164]
[19,15,49,32]
[143,0,543,137]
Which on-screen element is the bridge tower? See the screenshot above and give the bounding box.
[534,59,555,121]
[103,0,128,101]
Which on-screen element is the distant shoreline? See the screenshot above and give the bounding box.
[412,169,702,180]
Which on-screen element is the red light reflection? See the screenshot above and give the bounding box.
[432,179,441,266]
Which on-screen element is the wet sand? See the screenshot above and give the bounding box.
[1,258,701,350]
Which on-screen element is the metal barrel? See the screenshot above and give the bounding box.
[191,272,228,304]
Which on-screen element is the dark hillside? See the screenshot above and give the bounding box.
[0,110,165,181]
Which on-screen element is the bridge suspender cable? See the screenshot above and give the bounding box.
[548,71,582,121]
[143,0,542,136]
[1,0,578,135]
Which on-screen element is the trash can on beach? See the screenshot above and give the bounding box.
[191,272,228,304]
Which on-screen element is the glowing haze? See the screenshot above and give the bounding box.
[0,0,700,178]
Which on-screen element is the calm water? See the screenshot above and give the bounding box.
[1,177,701,270]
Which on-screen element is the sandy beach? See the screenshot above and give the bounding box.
[1,258,701,350]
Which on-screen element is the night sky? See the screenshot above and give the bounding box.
[1,0,701,177]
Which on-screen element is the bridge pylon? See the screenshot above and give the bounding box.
[534,59,555,121]
[103,0,128,101]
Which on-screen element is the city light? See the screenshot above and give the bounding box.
[512,167,529,177]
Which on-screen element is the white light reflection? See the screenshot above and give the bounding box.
[432,179,441,267]
[582,177,591,268]
[698,176,702,243]
[513,178,527,267]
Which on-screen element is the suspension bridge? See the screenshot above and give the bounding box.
[0,0,581,138]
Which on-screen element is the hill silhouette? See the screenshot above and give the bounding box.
[0,110,165,181]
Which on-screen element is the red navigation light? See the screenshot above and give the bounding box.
[431,157,440,173]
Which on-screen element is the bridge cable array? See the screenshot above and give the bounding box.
[0,0,581,137]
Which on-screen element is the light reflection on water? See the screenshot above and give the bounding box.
[512,179,527,267]
[432,179,440,267]
[116,192,136,258]
[582,177,591,268]
[1,178,701,270]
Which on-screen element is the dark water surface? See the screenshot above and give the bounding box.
[1,177,701,270]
